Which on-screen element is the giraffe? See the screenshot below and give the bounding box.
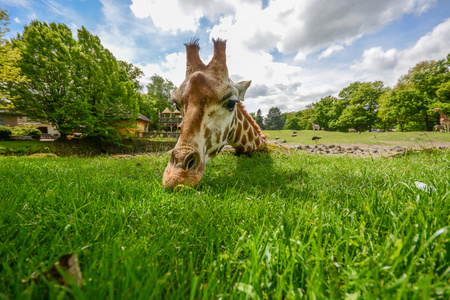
[309,118,320,134]
[435,108,450,132]
[162,39,267,190]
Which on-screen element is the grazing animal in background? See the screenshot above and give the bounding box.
[312,135,321,145]
[434,124,445,132]
[349,128,357,133]
[292,134,297,137]
[163,39,268,190]
[292,131,297,134]
[435,108,450,132]
[309,118,320,134]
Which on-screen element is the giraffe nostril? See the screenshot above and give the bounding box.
[184,153,197,171]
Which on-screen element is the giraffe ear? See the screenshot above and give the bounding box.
[235,80,252,101]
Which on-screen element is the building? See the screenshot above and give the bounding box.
[117,113,153,138]
[0,110,59,138]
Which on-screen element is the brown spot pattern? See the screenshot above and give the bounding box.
[241,134,247,146]
[237,109,243,121]
[247,127,254,142]
[243,119,249,131]
[222,125,229,141]
[255,138,261,147]
[234,122,242,144]
[227,128,235,141]
[215,131,221,144]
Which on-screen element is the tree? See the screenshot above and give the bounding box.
[399,60,450,130]
[147,74,176,106]
[284,116,301,130]
[311,95,337,130]
[0,9,27,106]
[141,74,177,126]
[264,107,285,130]
[378,90,422,131]
[336,81,387,131]
[8,21,139,141]
[255,109,264,129]
[118,60,144,92]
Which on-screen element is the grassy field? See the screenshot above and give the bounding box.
[0,141,54,156]
[262,130,450,147]
[1,149,450,299]
[1,131,450,156]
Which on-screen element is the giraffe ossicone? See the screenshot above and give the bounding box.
[162,38,267,190]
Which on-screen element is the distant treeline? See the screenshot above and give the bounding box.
[258,56,450,132]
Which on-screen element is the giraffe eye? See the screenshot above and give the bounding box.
[225,100,238,112]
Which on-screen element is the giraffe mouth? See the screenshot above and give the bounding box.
[163,149,206,191]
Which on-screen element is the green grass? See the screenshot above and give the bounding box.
[0,141,55,156]
[263,130,450,147]
[1,151,450,299]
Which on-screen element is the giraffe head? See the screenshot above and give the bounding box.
[163,39,253,190]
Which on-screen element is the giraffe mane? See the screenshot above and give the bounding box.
[236,102,267,140]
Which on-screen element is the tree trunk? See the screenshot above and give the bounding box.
[425,113,430,131]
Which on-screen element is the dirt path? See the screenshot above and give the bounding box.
[267,140,450,157]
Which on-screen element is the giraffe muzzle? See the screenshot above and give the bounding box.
[163,150,205,191]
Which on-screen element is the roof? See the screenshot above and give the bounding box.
[137,113,152,123]
[172,109,181,115]
[161,107,173,114]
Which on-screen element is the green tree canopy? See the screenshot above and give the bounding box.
[264,107,285,130]
[139,74,177,127]
[255,108,264,129]
[8,21,139,141]
[284,116,302,130]
[335,81,388,131]
[378,90,422,131]
[0,9,27,107]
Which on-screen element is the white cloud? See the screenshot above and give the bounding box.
[208,0,437,59]
[130,0,238,33]
[351,47,398,72]
[137,51,186,88]
[350,18,450,86]
[124,0,444,113]
[319,44,345,59]
[0,0,31,7]
[14,17,21,23]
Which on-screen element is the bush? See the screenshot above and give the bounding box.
[0,126,13,140]
[27,128,42,140]
[12,125,42,140]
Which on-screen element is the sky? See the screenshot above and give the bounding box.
[2,0,450,114]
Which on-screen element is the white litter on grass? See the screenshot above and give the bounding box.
[414,181,437,193]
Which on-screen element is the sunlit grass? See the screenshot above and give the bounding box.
[263,129,450,147]
[1,151,450,298]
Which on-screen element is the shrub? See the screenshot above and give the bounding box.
[12,125,42,140]
[27,128,42,140]
[0,126,13,140]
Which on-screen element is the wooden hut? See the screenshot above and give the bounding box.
[159,107,182,133]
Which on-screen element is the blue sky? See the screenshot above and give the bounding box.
[2,0,450,114]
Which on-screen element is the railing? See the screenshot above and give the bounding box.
[159,118,182,124]
[144,131,180,138]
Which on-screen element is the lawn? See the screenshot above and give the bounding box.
[1,149,450,299]
[1,131,450,156]
[0,140,55,156]
[262,130,450,147]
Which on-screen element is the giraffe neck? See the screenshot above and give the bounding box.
[438,110,449,120]
[228,102,267,153]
